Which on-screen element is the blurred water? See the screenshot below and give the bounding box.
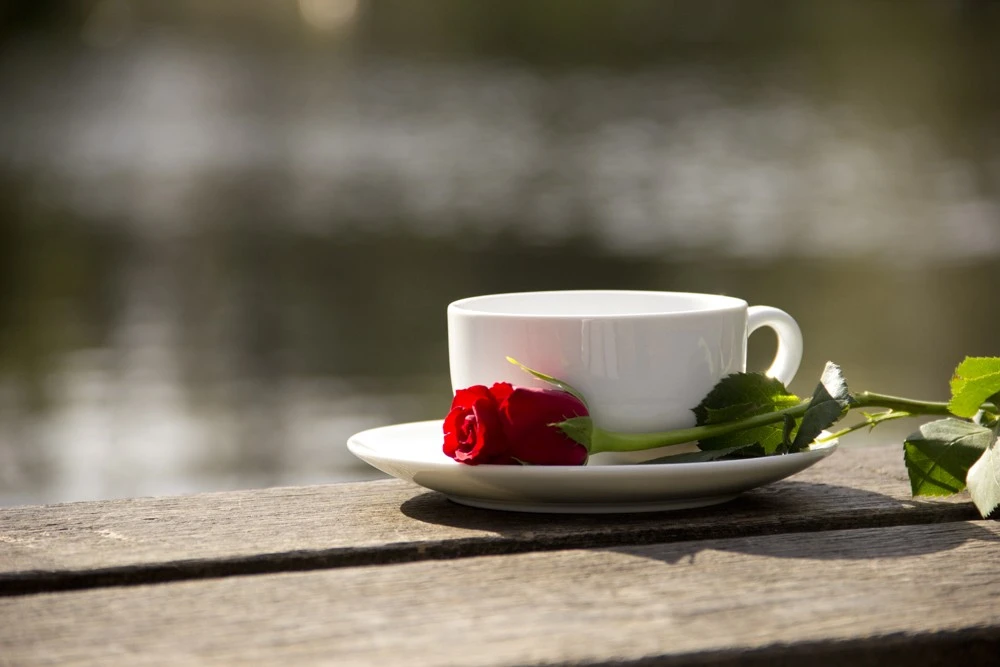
[1,0,999,505]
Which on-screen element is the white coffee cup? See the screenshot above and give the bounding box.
[448,290,802,437]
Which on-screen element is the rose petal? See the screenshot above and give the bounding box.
[444,393,515,465]
[451,385,495,410]
[487,382,515,404]
[442,404,471,458]
[500,388,589,466]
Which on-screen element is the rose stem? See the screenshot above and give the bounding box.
[589,394,994,453]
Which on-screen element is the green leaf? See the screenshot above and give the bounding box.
[903,419,995,496]
[703,402,756,423]
[507,357,588,405]
[694,372,800,454]
[790,362,853,452]
[948,357,1000,418]
[967,440,1000,518]
[693,373,800,424]
[643,444,762,464]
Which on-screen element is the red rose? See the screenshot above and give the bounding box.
[443,382,589,466]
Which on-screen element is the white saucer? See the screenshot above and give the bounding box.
[347,420,838,514]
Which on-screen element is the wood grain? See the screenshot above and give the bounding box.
[0,443,979,595]
[2,521,998,666]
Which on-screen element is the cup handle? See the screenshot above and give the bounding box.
[747,306,803,387]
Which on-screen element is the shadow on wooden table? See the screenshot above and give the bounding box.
[398,479,992,562]
[608,519,1000,565]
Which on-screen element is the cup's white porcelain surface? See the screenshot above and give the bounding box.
[448,290,802,435]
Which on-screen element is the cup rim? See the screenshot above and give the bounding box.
[448,290,748,318]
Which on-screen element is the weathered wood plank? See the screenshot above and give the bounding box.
[2,522,998,666]
[0,443,979,595]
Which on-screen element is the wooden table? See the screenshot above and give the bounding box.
[2,442,998,665]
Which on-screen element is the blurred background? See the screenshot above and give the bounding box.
[1,0,999,506]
